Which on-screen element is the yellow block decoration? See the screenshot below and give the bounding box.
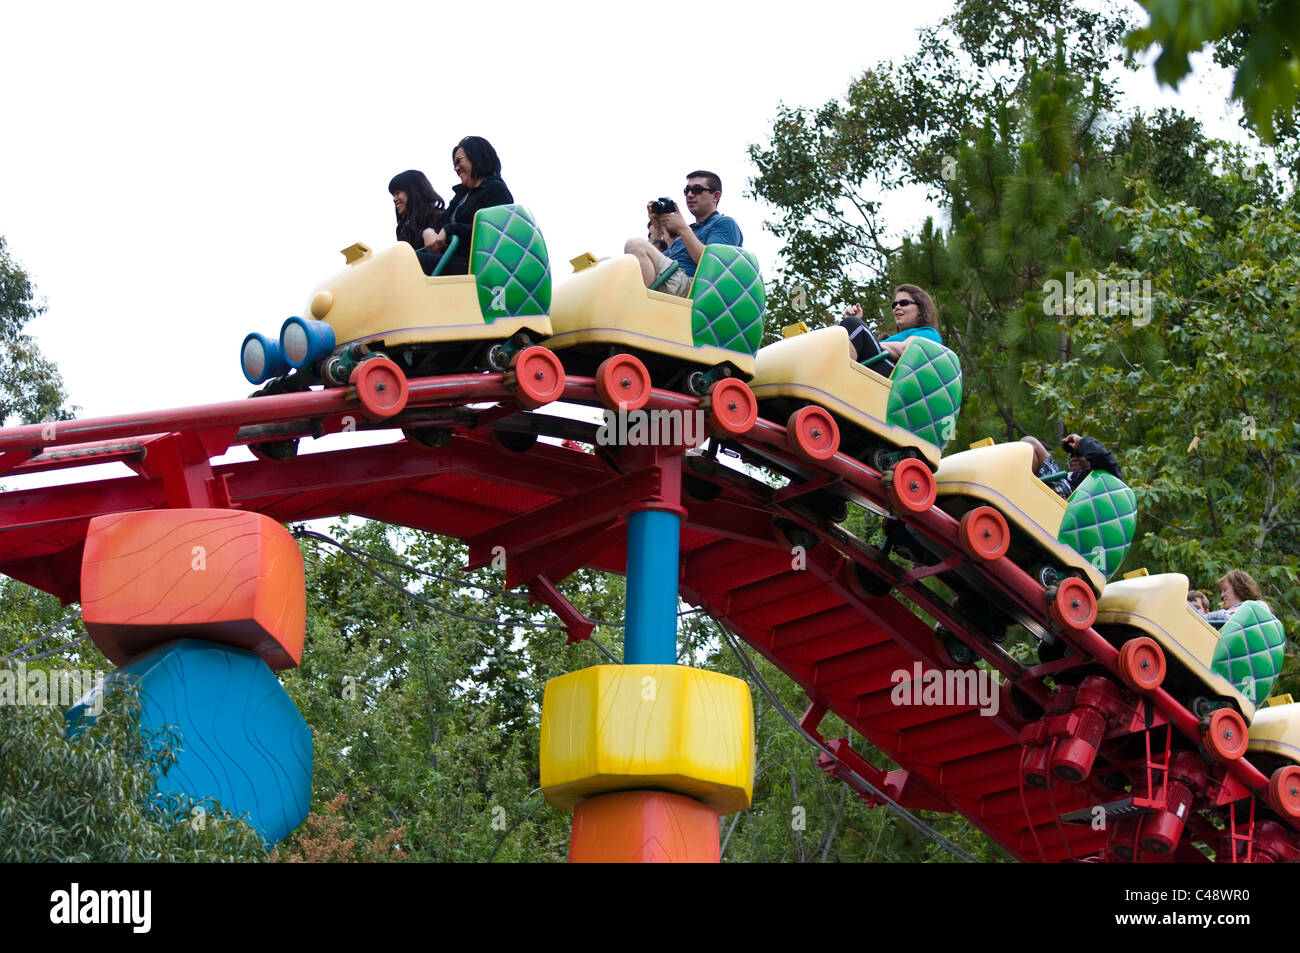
[1124,568,1150,579]
[540,664,754,814]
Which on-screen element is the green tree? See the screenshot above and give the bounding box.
[0,235,70,426]
[0,682,266,861]
[748,0,1137,338]
[1030,186,1300,696]
[1128,0,1300,143]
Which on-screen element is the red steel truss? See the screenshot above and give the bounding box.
[0,371,1294,862]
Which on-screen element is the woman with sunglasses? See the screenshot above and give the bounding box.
[418,136,513,276]
[840,285,942,374]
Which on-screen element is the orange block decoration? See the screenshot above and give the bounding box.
[81,509,305,670]
[569,791,720,863]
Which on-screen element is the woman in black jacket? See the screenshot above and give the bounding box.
[418,136,513,276]
[389,170,445,251]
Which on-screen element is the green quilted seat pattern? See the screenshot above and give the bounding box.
[1056,471,1137,579]
[688,245,765,356]
[883,338,963,449]
[1211,601,1286,703]
[469,204,551,323]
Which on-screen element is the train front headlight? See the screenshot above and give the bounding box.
[241,332,289,385]
[280,316,336,370]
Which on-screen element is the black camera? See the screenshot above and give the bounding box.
[650,197,677,215]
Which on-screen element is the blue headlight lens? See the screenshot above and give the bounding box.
[241,333,289,384]
[280,316,336,370]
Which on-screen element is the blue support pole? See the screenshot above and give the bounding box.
[624,507,681,664]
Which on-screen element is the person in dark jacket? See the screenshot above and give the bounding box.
[389,170,445,251]
[418,136,513,276]
[1024,433,1122,498]
[1062,433,1121,492]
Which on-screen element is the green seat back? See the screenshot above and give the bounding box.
[469,204,551,323]
[884,337,963,449]
[688,245,765,356]
[1211,601,1286,704]
[1056,471,1138,579]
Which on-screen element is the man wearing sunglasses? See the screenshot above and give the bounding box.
[624,170,743,297]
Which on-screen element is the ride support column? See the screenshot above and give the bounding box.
[70,508,313,847]
[623,501,684,665]
[539,446,754,862]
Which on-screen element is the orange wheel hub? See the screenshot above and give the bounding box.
[958,506,1010,561]
[786,406,839,461]
[508,346,566,410]
[1116,637,1166,691]
[349,354,409,419]
[1268,765,1300,819]
[1048,576,1097,632]
[594,353,651,411]
[886,457,936,514]
[1203,708,1248,763]
[703,378,757,438]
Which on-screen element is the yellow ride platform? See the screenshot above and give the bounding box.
[935,441,1108,593]
[305,242,551,351]
[548,254,758,378]
[1247,701,1300,764]
[1095,572,1255,720]
[748,325,946,469]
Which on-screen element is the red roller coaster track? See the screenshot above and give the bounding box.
[1,372,1296,862]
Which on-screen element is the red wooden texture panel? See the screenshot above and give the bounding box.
[569,791,720,864]
[81,508,305,669]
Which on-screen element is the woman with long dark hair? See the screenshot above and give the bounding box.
[419,136,513,276]
[389,170,445,251]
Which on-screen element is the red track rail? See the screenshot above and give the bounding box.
[0,373,1293,861]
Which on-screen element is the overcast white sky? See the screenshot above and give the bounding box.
[1,0,1243,431]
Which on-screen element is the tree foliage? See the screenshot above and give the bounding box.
[1031,187,1300,696]
[749,0,1297,699]
[0,235,70,426]
[748,0,1137,337]
[0,675,266,861]
[1128,0,1300,143]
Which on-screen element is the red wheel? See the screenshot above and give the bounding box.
[1116,637,1166,692]
[349,354,408,419]
[1267,765,1300,820]
[885,457,936,514]
[958,506,1009,561]
[508,346,565,410]
[594,353,651,411]
[1203,708,1249,763]
[786,406,839,461]
[703,378,757,437]
[1048,576,1097,632]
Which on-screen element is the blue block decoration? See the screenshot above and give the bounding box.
[66,638,312,846]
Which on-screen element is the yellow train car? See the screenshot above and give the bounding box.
[547,247,765,416]
[747,325,962,470]
[934,440,1137,597]
[240,204,555,388]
